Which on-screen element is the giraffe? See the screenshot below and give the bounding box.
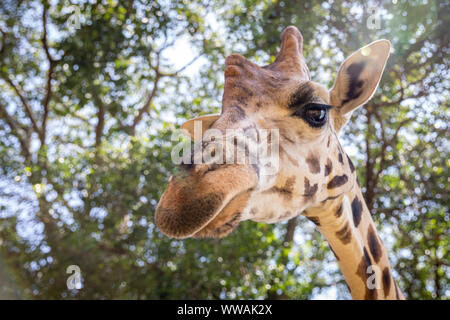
[155,26,405,300]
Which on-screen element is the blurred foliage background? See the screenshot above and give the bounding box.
[0,0,448,299]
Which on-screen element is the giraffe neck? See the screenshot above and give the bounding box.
[306,180,404,299]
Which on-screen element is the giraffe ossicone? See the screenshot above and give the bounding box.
[155,26,404,300]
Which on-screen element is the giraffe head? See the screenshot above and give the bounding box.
[155,26,390,239]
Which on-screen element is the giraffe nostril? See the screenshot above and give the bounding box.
[225,54,245,66]
[225,65,241,77]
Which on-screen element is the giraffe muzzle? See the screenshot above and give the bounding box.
[154,164,258,238]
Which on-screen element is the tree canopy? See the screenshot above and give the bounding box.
[0,0,448,299]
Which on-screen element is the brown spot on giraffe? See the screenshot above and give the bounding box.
[347,154,355,173]
[368,224,382,263]
[306,153,321,174]
[284,176,296,191]
[327,174,348,189]
[324,158,333,176]
[338,152,344,164]
[335,203,343,218]
[303,177,318,198]
[335,222,352,244]
[351,196,363,228]
[382,267,391,298]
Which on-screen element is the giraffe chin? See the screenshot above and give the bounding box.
[192,191,251,239]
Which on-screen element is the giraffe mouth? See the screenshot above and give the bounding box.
[192,190,252,238]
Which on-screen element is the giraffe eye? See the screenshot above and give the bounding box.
[294,103,332,127]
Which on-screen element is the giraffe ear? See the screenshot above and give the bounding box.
[181,114,220,141]
[329,40,390,130]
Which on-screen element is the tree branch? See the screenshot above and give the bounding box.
[4,76,43,141]
[284,217,297,243]
[129,50,203,134]
[41,4,55,144]
[0,28,6,57]
[0,103,31,160]
[95,104,105,147]
[391,118,414,145]
[159,53,203,77]
[130,53,162,134]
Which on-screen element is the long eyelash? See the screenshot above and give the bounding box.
[292,103,332,117]
[306,103,333,110]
